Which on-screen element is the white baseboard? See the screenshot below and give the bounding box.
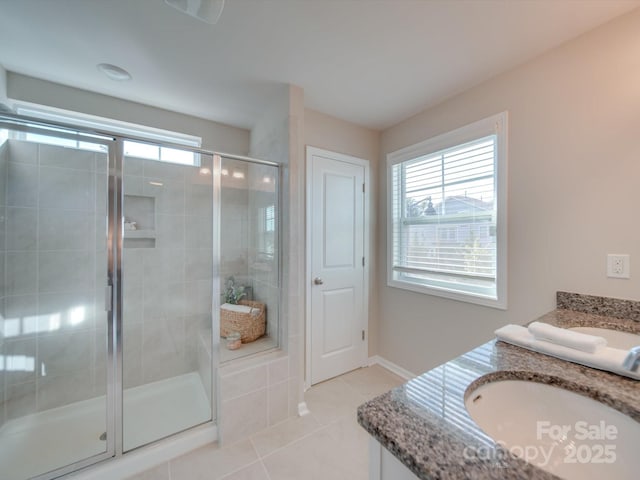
[368,355,416,381]
[298,401,310,416]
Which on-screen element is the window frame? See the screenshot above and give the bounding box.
[12,101,202,166]
[386,112,508,310]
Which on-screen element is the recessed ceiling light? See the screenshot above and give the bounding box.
[97,63,132,81]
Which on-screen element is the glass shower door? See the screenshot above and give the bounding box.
[219,157,280,362]
[121,145,214,451]
[0,122,114,479]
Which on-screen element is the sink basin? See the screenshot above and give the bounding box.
[568,327,640,350]
[465,380,640,479]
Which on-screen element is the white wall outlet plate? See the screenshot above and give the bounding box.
[607,254,630,279]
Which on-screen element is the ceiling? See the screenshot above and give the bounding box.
[0,0,639,131]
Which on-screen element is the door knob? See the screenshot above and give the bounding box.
[314,277,324,285]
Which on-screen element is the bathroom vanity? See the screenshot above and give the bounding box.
[357,292,640,480]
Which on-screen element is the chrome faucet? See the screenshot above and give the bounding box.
[623,346,640,372]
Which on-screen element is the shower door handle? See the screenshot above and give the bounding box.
[105,285,113,312]
[313,277,324,285]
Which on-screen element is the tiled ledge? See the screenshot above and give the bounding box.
[218,347,287,376]
[218,350,293,445]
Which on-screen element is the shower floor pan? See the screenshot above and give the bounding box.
[0,372,211,480]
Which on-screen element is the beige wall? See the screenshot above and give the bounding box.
[304,108,381,356]
[378,9,640,375]
[305,108,380,162]
[7,73,250,154]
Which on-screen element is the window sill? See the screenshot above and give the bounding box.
[387,278,507,310]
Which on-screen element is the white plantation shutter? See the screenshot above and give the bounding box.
[387,113,507,308]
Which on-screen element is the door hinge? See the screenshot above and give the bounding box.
[362,256,365,267]
[362,330,366,341]
[362,183,365,194]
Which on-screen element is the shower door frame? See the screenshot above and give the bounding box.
[0,112,283,480]
[0,115,119,480]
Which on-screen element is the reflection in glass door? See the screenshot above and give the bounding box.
[0,122,114,479]
[219,157,280,362]
[121,147,214,451]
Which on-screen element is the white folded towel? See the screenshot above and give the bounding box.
[495,324,640,381]
[528,321,607,353]
[221,303,253,314]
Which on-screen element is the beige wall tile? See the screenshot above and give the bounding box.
[287,376,300,418]
[220,388,267,444]
[220,365,267,401]
[267,357,288,385]
[267,381,288,426]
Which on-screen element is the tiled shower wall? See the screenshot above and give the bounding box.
[0,139,108,420]
[0,142,215,422]
[121,155,213,390]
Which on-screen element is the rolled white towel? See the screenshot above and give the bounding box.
[528,321,606,353]
[495,324,640,381]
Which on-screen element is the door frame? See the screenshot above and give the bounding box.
[304,146,370,389]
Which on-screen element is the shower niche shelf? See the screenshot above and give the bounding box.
[124,230,156,239]
[123,194,156,249]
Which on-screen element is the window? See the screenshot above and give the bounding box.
[123,141,198,165]
[387,112,507,309]
[258,204,276,256]
[23,131,107,153]
[13,102,201,165]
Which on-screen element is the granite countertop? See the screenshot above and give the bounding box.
[357,292,640,480]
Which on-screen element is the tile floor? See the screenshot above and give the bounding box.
[125,365,405,480]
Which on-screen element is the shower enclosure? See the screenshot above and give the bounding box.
[0,113,280,480]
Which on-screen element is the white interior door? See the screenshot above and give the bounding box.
[307,148,368,385]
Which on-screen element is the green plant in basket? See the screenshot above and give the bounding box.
[224,276,246,304]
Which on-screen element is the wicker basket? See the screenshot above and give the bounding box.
[220,300,266,343]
